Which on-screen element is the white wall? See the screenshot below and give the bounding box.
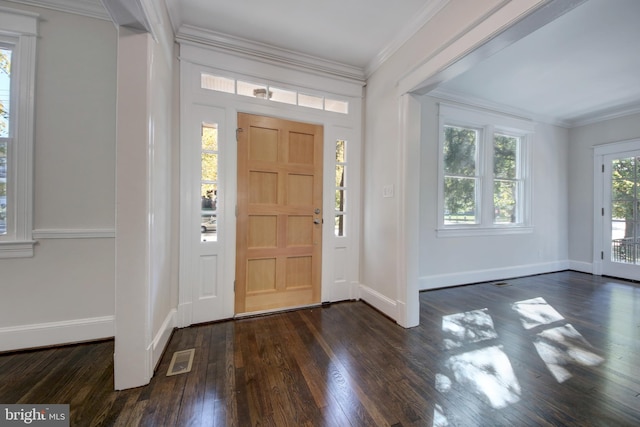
[0,2,117,350]
[418,96,570,288]
[113,0,178,389]
[568,112,640,269]
[362,0,545,321]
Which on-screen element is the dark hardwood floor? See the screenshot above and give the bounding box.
[1,271,639,426]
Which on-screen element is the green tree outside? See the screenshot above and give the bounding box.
[444,126,477,223]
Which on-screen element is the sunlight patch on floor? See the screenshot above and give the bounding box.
[434,296,607,425]
[512,296,564,329]
[441,308,499,350]
[532,324,605,383]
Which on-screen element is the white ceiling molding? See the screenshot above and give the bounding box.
[101,0,150,32]
[163,0,181,34]
[6,0,110,20]
[431,88,640,129]
[568,103,640,129]
[365,0,450,78]
[176,25,366,84]
[429,88,566,127]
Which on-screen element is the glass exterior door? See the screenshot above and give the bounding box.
[603,152,640,280]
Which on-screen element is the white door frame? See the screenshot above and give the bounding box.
[593,138,640,278]
[177,53,364,327]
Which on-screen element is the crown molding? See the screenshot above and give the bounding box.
[567,103,640,128]
[365,0,450,78]
[176,24,366,85]
[428,88,566,127]
[430,88,640,129]
[5,0,110,21]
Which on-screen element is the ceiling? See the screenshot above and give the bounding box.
[433,0,640,127]
[12,0,640,127]
[170,0,441,74]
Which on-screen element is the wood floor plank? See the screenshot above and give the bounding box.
[1,271,639,426]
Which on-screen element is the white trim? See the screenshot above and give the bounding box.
[366,0,450,77]
[569,103,640,128]
[5,0,110,21]
[0,240,35,258]
[431,88,569,128]
[0,6,37,259]
[0,315,114,352]
[148,309,176,371]
[568,260,593,274]
[395,94,421,328]
[0,5,38,34]
[593,139,640,281]
[431,89,640,130]
[32,228,116,239]
[436,226,534,238]
[358,284,397,321]
[419,260,570,290]
[437,102,534,234]
[398,0,552,95]
[177,25,365,84]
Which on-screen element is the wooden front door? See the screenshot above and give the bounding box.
[235,113,323,314]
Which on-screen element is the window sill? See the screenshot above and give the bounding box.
[0,240,36,258]
[436,226,533,238]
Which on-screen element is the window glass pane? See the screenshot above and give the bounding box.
[201,153,218,181]
[494,180,517,223]
[325,98,348,114]
[494,134,518,179]
[269,86,297,105]
[612,201,637,221]
[336,139,346,163]
[0,47,11,137]
[335,165,345,188]
[612,179,637,201]
[335,139,347,236]
[335,214,345,237]
[201,73,234,94]
[611,156,639,264]
[444,126,476,176]
[335,189,344,212]
[201,122,219,242]
[237,80,269,98]
[444,177,477,224]
[298,93,323,110]
[202,123,218,151]
[1,47,10,236]
[612,157,636,181]
[0,141,6,236]
[201,184,217,242]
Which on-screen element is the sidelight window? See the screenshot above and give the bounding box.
[335,139,347,236]
[200,122,218,242]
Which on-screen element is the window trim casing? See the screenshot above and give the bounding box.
[0,6,38,258]
[437,103,534,237]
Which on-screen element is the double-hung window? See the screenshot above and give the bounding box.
[438,103,534,236]
[0,7,38,258]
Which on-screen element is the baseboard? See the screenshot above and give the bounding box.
[148,309,177,371]
[568,260,593,274]
[0,315,114,352]
[358,284,397,320]
[419,261,572,290]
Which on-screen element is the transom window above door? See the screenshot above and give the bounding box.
[200,72,349,114]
